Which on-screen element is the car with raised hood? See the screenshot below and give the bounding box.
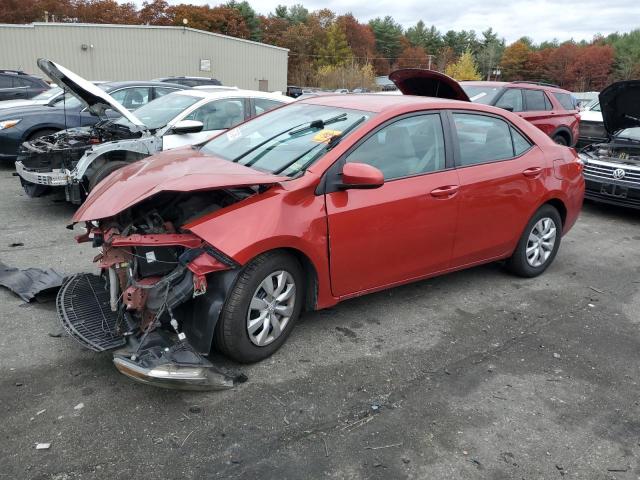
[60,84,584,389]
[16,60,292,203]
[579,80,640,209]
[0,62,185,164]
[391,70,580,146]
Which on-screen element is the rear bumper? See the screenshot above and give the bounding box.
[15,161,70,186]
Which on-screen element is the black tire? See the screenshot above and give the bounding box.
[506,204,562,277]
[552,134,568,146]
[20,178,50,198]
[215,251,304,363]
[27,129,58,141]
[88,161,129,191]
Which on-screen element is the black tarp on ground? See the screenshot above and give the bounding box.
[0,263,65,302]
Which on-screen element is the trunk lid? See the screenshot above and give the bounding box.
[599,80,640,135]
[389,69,470,101]
[37,58,146,128]
[73,147,287,222]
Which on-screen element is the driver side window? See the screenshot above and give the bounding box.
[345,114,446,180]
[184,98,246,131]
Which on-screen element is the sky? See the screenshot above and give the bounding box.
[178,0,638,43]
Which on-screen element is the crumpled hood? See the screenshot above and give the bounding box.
[599,80,640,135]
[72,147,287,222]
[389,69,471,101]
[37,58,145,128]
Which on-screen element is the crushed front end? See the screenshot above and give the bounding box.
[59,189,254,389]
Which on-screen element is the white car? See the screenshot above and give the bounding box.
[16,60,292,204]
[578,98,606,146]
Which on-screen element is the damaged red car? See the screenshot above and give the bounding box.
[59,74,584,389]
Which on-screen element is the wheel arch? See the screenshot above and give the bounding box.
[81,149,149,182]
[543,197,567,228]
[550,126,573,146]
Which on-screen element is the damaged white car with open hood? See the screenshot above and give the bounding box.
[15,59,292,204]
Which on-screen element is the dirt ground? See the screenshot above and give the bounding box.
[1,164,639,479]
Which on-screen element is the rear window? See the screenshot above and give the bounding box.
[553,93,576,111]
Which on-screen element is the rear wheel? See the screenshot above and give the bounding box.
[215,251,304,363]
[506,204,562,277]
[552,134,568,146]
[88,161,129,191]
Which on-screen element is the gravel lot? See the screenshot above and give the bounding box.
[1,163,639,480]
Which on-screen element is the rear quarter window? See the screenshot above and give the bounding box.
[553,93,576,111]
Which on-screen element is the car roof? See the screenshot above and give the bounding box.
[299,93,474,113]
[102,81,185,90]
[172,89,294,101]
[462,80,571,94]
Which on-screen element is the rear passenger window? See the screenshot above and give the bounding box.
[511,127,532,156]
[553,93,576,111]
[0,76,13,88]
[346,114,446,180]
[254,98,284,115]
[453,113,528,166]
[495,88,523,112]
[523,89,548,111]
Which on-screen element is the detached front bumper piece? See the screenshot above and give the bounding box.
[56,273,245,390]
[15,161,70,186]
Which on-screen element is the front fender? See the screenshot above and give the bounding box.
[73,137,160,180]
[186,181,337,309]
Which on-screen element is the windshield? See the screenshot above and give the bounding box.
[33,87,62,101]
[114,92,200,130]
[201,103,373,177]
[616,127,640,141]
[461,85,503,104]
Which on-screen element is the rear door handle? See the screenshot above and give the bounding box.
[523,167,542,178]
[430,185,459,198]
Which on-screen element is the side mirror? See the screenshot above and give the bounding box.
[172,120,204,134]
[339,162,384,190]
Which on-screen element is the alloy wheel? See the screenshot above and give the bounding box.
[246,270,296,347]
[526,217,557,267]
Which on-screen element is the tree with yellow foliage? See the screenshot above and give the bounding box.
[445,50,481,80]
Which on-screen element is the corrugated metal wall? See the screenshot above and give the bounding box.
[0,23,288,92]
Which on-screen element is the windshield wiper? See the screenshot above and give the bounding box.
[274,116,367,176]
[288,113,348,136]
[230,121,317,163]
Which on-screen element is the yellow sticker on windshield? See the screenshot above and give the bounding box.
[312,129,342,144]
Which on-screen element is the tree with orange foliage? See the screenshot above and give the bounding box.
[397,45,429,68]
[500,40,531,80]
[336,14,376,63]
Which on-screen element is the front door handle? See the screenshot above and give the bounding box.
[430,185,459,198]
[523,167,542,178]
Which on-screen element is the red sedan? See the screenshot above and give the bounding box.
[60,88,584,389]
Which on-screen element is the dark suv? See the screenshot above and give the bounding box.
[0,70,49,101]
[461,81,580,146]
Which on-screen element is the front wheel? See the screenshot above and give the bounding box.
[506,205,562,277]
[87,160,129,191]
[215,251,304,363]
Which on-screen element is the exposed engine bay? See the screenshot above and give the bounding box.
[18,120,141,172]
[59,188,256,389]
[580,141,640,166]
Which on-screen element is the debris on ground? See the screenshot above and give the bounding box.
[35,443,51,450]
[73,403,84,410]
[0,263,65,302]
[8,242,24,247]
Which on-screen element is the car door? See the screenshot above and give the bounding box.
[518,89,556,137]
[325,112,460,297]
[163,97,248,150]
[449,111,548,266]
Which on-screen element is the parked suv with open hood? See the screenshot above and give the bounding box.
[389,70,580,146]
[579,80,640,209]
[16,60,292,203]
